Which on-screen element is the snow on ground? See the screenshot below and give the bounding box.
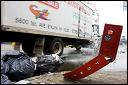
[100,45,127,71]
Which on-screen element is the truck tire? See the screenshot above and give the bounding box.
[50,38,64,56]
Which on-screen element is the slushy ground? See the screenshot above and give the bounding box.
[1,43,127,84]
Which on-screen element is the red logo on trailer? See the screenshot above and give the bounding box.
[38,1,59,10]
[29,5,50,20]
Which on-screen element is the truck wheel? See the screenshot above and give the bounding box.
[75,45,81,50]
[50,38,64,56]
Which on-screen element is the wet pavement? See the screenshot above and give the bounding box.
[58,45,127,72]
[58,47,97,71]
[1,43,127,72]
[1,43,127,84]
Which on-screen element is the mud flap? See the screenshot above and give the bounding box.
[33,37,45,56]
[63,24,123,80]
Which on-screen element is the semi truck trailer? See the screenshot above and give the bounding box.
[1,1,99,56]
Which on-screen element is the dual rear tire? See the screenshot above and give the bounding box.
[22,38,64,56]
[44,38,64,56]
